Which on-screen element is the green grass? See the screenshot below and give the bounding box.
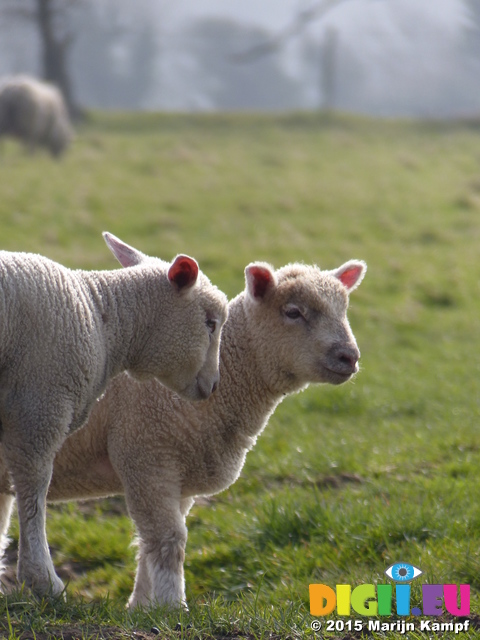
[1,112,480,638]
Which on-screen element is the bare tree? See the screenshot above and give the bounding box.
[182,17,302,111]
[229,0,356,111]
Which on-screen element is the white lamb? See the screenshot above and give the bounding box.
[0,258,366,606]
[0,233,228,596]
[0,75,73,157]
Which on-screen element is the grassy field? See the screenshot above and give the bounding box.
[0,112,479,639]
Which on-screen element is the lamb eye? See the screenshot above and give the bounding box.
[284,307,302,320]
[206,319,216,333]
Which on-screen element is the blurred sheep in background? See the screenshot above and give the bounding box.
[0,75,73,157]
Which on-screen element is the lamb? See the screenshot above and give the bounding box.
[0,257,366,606]
[0,75,73,157]
[0,232,228,597]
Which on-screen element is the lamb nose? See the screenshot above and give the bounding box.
[211,381,218,394]
[339,351,359,370]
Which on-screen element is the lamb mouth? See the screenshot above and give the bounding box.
[321,366,354,383]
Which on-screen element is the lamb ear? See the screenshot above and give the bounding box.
[168,255,199,292]
[103,232,145,267]
[245,263,276,300]
[332,260,367,292]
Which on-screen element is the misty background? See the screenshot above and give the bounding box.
[0,0,478,118]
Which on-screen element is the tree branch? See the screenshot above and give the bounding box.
[231,0,354,63]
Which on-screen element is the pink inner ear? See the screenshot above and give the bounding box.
[104,234,143,268]
[249,266,273,298]
[338,266,362,290]
[113,246,141,268]
[168,256,199,290]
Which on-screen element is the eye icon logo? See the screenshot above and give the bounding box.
[385,563,422,582]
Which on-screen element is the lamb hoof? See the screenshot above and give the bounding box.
[17,570,65,598]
